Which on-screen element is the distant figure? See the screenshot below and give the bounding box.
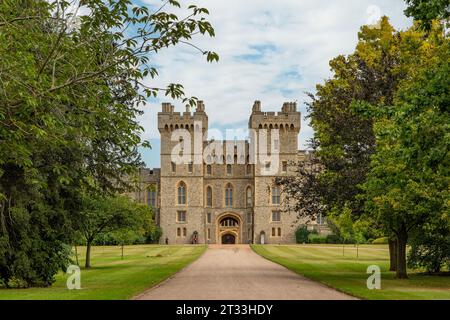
[192,231,198,244]
[165,237,169,245]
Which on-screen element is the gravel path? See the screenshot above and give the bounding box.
[134,245,356,300]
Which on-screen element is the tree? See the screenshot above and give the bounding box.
[408,218,450,273]
[77,195,151,268]
[279,17,419,270]
[359,32,449,278]
[0,0,217,286]
[404,0,449,30]
[275,139,326,224]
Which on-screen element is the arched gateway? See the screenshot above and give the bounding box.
[217,214,241,244]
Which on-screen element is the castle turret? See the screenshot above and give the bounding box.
[248,100,300,154]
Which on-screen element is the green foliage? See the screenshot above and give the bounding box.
[145,225,163,244]
[372,237,389,244]
[0,0,216,285]
[408,220,450,273]
[325,234,341,244]
[359,25,449,277]
[308,235,327,244]
[295,226,310,244]
[404,0,450,30]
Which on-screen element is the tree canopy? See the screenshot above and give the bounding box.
[0,0,217,286]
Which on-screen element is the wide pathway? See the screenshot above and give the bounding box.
[134,245,355,300]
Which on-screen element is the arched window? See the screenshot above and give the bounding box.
[178,181,186,205]
[278,227,282,237]
[183,227,187,237]
[177,228,181,237]
[246,187,252,207]
[246,164,251,175]
[225,183,233,207]
[220,217,239,227]
[206,186,212,207]
[271,186,280,205]
[206,164,212,175]
[271,227,276,237]
[226,164,232,175]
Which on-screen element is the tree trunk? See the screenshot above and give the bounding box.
[85,241,92,269]
[396,227,408,279]
[74,245,79,266]
[388,238,397,271]
[121,243,124,259]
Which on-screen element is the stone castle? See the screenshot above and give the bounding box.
[130,100,324,244]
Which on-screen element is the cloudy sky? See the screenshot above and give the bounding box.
[136,0,412,168]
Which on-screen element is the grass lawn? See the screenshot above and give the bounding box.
[0,244,206,300]
[252,244,450,300]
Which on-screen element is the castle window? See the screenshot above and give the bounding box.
[206,164,212,175]
[272,211,281,222]
[271,187,280,205]
[278,228,282,237]
[246,187,252,207]
[171,162,176,173]
[220,217,238,227]
[206,186,212,207]
[207,212,212,224]
[147,187,157,207]
[271,228,276,237]
[246,164,251,175]
[317,212,324,225]
[183,227,187,237]
[246,212,252,223]
[177,211,186,222]
[265,161,271,172]
[207,228,211,240]
[177,228,181,237]
[282,161,287,173]
[226,164,232,175]
[225,183,233,207]
[188,162,193,173]
[177,182,187,205]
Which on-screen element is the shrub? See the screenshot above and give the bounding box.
[326,234,341,244]
[145,226,163,244]
[295,226,310,244]
[408,225,450,273]
[309,235,327,244]
[372,237,388,244]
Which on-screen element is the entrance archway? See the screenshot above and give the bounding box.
[216,213,242,244]
[221,233,236,244]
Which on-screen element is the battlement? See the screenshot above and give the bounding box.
[158,100,208,133]
[249,100,300,132]
[281,102,297,113]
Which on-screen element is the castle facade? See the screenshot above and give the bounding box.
[131,100,318,244]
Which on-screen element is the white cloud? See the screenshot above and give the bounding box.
[137,0,412,166]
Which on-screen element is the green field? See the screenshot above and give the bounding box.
[0,245,206,300]
[252,244,450,300]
